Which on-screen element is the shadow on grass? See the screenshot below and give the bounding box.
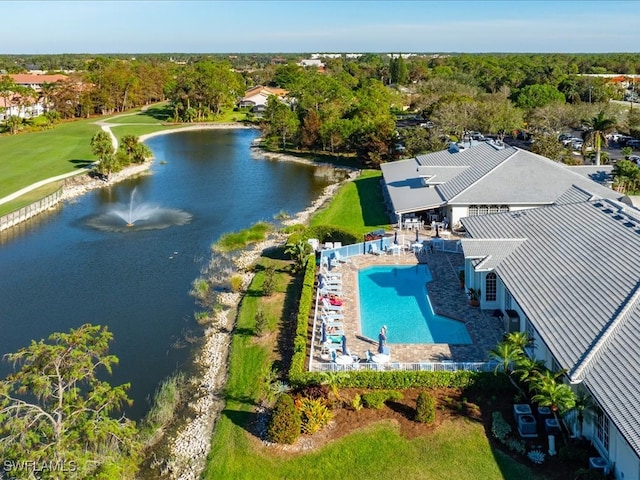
[69,159,94,169]
[142,105,173,121]
[276,273,305,374]
[353,174,391,227]
[221,408,260,436]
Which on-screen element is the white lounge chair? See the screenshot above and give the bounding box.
[322,298,343,311]
[331,251,351,267]
[370,243,384,255]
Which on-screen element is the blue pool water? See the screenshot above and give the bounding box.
[358,265,472,344]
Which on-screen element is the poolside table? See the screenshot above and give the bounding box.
[335,354,354,365]
[371,354,390,364]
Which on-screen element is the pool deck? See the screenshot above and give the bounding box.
[311,246,504,367]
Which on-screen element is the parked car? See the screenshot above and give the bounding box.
[626,155,640,164]
[627,139,640,149]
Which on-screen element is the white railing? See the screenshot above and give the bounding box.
[309,237,465,372]
[310,360,500,373]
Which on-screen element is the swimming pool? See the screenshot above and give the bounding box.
[358,265,471,344]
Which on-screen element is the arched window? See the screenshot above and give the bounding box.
[486,272,497,302]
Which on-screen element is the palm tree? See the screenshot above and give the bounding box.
[572,387,595,439]
[319,371,349,402]
[531,375,576,439]
[513,357,546,388]
[505,331,533,351]
[489,341,525,394]
[284,240,311,273]
[581,111,617,166]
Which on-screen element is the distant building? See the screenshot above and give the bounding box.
[238,85,289,112]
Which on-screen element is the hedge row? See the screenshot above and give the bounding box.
[287,225,360,247]
[285,251,511,394]
[289,253,318,383]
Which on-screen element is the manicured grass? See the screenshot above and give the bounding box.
[0,119,100,198]
[203,258,544,480]
[0,182,63,217]
[310,169,391,235]
[206,418,541,480]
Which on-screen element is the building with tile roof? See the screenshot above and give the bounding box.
[380,141,627,229]
[459,199,640,479]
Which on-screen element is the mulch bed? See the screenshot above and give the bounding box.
[254,386,602,479]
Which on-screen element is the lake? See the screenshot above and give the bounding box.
[0,128,330,418]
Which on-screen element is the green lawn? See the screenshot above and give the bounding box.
[0,119,100,199]
[0,102,250,213]
[203,255,544,480]
[310,170,391,235]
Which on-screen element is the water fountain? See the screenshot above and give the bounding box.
[86,187,192,232]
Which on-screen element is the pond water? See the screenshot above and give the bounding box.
[0,128,330,418]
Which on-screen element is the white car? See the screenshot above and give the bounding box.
[626,155,640,164]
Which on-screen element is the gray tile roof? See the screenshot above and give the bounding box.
[461,199,640,456]
[381,143,624,215]
[459,239,526,271]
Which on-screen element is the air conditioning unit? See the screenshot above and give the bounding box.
[589,457,609,474]
[502,310,520,333]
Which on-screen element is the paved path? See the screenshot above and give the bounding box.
[0,112,151,206]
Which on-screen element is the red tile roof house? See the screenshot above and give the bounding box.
[0,74,68,121]
[238,86,288,112]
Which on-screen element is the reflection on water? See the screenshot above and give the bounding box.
[0,128,330,419]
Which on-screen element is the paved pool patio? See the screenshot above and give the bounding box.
[310,247,505,368]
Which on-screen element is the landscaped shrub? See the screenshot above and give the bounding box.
[296,397,333,435]
[254,309,267,337]
[504,437,527,455]
[558,443,591,464]
[294,384,328,400]
[351,393,363,411]
[261,265,277,296]
[267,394,301,445]
[491,411,526,454]
[230,274,243,292]
[362,390,403,409]
[415,391,436,424]
[491,411,512,441]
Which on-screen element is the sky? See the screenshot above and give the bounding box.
[4,0,640,54]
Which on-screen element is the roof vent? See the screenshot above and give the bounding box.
[613,214,624,221]
[624,221,635,228]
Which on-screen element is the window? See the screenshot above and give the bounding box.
[485,272,497,301]
[468,205,510,216]
[597,408,610,451]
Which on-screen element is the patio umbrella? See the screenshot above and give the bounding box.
[377,333,385,353]
[435,225,440,238]
[341,335,349,356]
[415,228,419,242]
[394,230,398,244]
[321,321,327,344]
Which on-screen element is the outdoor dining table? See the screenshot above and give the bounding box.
[335,354,354,365]
[411,242,423,253]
